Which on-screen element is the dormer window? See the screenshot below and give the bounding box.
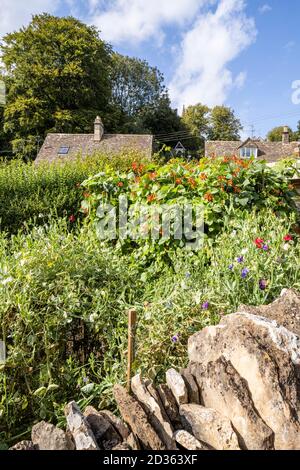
[240,147,258,159]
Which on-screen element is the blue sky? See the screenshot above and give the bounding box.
[1,0,300,138]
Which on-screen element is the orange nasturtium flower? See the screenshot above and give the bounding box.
[204,192,213,202]
[147,194,156,202]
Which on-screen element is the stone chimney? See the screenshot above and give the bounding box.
[282,126,290,144]
[94,116,104,142]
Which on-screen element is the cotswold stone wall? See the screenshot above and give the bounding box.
[10,289,300,451]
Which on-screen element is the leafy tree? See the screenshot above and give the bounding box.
[1,14,112,159]
[208,106,242,141]
[181,103,210,151]
[111,53,165,117]
[267,126,295,142]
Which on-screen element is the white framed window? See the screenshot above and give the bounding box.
[240,147,258,158]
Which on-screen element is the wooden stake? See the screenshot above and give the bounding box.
[127,309,137,393]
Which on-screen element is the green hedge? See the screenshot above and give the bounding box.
[0,152,147,235]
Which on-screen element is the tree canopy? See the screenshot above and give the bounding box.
[1,14,112,158]
[267,126,296,142]
[208,106,242,141]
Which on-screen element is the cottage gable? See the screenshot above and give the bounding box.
[205,129,300,163]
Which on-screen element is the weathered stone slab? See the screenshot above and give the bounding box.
[65,401,99,450]
[239,288,300,336]
[157,384,181,428]
[131,374,176,450]
[180,404,240,450]
[112,442,131,450]
[180,368,200,403]
[9,441,36,451]
[188,311,300,449]
[84,406,121,450]
[127,433,141,450]
[174,430,208,450]
[113,384,166,450]
[31,421,75,450]
[166,369,188,406]
[190,357,274,450]
[99,410,130,440]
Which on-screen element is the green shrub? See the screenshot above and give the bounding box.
[82,156,298,268]
[0,151,147,235]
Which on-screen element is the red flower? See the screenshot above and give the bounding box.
[147,194,156,202]
[117,182,124,187]
[255,238,264,249]
[175,178,182,185]
[149,172,157,181]
[283,234,293,242]
[69,215,76,223]
[132,162,138,171]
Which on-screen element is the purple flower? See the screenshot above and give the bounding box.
[185,272,191,278]
[259,279,268,291]
[171,334,179,343]
[83,377,89,384]
[241,268,249,279]
[202,301,210,310]
[229,264,234,271]
[237,256,244,264]
[262,244,269,251]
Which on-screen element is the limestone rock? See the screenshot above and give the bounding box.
[127,433,141,450]
[157,384,181,428]
[180,404,240,450]
[239,289,300,336]
[180,368,200,403]
[131,374,176,450]
[84,406,121,449]
[99,410,130,440]
[9,441,36,451]
[31,421,75,450]
[188,311,300,449]
[112,442,131,450]
[174,430,208,450]
[113,384,166,450]
[65,401,99,450]
[190,357,274,450]
[166,369,188,406]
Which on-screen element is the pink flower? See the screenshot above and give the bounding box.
[69,215,76,223]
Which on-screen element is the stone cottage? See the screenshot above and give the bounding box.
[205,127,300,164]
[35,116,153,164]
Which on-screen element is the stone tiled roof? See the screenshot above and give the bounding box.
[205,139,300,163]
[36,133,153,164]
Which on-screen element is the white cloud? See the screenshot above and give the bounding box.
[169,0,257,110]
[0,0,59,39]
[259,4,272,14]
[88,0,209,44]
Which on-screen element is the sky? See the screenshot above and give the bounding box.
[1,0,300,138]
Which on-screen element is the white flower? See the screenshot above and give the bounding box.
[283,243,290,252]
[89,313,97,323]
[1,277,14,285]
[241,248,248,255]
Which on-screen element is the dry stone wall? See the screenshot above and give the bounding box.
[10,289,300,451]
